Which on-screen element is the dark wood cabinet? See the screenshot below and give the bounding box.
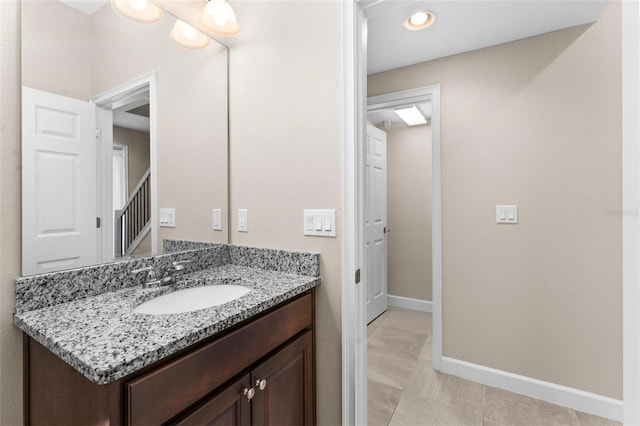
[174,374,252,426]
[24,291,315,426]
[175,331,314,426]
[252,331,314,426]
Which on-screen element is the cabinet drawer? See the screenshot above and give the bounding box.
[126,293,312,425]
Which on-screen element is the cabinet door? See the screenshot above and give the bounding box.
[251,332,314,426]
[174,374,251,426]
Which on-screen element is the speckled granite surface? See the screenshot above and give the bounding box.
[229,245,320,277]
[14,245,320,385]
[163,239,222,253]
[15,245,230,314]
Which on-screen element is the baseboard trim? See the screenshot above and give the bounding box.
[387,295,432,312]
[441,356,623,422]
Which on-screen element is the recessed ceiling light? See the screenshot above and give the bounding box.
[394,106,427,126]
[405,11,435,31]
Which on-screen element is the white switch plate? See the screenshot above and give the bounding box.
[304,209,336,237]
[212,209,222,231]
[496,205,518,224]
[159,208,176,227]
[238,209,248,232]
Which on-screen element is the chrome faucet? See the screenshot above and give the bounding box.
[131,266,159,288]
[161,260,190,285]
[131,260,190,288]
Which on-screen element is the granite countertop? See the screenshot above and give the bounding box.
[14,264,319,385]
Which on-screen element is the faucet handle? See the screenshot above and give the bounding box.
[131,266,156,283]
[171,260,191,271]
[132,266,154,276]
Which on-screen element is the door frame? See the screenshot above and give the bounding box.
[367,86,442,372]
[622,1,640,424]
[112,143,129,211]
[91,72,159,259]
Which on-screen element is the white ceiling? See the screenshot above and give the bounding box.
[365,0,608,75]
[57,0,108,15]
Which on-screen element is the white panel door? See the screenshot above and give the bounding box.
[22,87,98,276]
[366,124,388,324]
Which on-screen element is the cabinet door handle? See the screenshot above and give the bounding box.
[256,379,267,391]
[243,387,255,401]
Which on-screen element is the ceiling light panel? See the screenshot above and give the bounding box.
[394,105,427,126]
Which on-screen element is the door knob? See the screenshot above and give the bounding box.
[256,379,267,391]
[243,387,255,401]
[384,227,390,234]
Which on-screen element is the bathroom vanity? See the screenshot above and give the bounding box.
[15,244,320,425]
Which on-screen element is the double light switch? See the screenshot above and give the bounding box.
[496,205,518,224]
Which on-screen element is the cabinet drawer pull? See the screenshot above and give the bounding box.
[256,379,267,391]
[243,387,255,401]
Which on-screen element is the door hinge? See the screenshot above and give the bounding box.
[95,128,101,140]
[96,217,101,229]
[355,268,361,284]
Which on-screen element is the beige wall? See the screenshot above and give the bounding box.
[22,0,92,100]
[369,1,622,399]
[385,124,432,301]
[113,126,150,197]
[0,1,23,423]
[228,1,342,423]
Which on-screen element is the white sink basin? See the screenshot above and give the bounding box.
[133,285,251,315]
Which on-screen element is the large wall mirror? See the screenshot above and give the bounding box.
[21,0,229,276]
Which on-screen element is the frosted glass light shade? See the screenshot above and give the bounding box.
[200,0,239,36]
[171,20,210,50]
[111,0,163,24]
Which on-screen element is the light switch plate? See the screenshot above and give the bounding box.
[159,208,176,227]
[238,209,248,232]
[304,209,336,237]
[496,205,518,224]
[212,209,222,231]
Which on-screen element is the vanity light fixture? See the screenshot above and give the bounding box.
[200,0,239,36]
[171,20,210,49]
[405,11,435,31]
[111,0,163,24]
[394,105,427,126]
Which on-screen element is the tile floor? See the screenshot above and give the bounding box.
[367,306,620,426]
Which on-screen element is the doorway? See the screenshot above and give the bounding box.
[366,89,440,424]
[92,72,158,261]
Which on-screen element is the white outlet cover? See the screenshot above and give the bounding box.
[238,209,248,232]
[159,208,176,228]
[212,209,222,231]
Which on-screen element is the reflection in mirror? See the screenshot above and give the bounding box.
[21,0,229,276]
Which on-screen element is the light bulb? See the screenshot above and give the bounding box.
[214,15,227,26]
[200,0,239,36]
[111,0,163,24]
[129,0,147,11]
[183,26,197,40]
[409,12,428,26]
[171,20,210,49]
